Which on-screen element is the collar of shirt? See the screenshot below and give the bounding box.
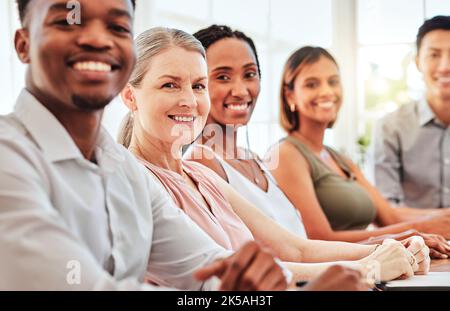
[418,97,447,128]
[13,89,124,173]
[418,97,436,126]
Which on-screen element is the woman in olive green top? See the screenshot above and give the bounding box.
[266,46,450,258]
[283,136,376,231]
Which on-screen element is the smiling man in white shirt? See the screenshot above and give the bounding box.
[0,0,289,290]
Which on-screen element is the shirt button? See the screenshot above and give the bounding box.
[444,188,450,194]
[445,158,450,165]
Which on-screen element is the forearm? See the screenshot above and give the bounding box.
[284,261,363,283]
[358,229,418,244]
[395,206,443,220]
[308,221,426,243]
[299,239,377,262]
[262,234,377,264]
[221,180,305,262]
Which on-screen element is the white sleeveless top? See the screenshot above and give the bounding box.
[192,145,307,238]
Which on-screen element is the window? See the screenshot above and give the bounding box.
[356,0,450,177]
[358,0,424,45]
[5,0,447,162]
[0,1,25,115]
[119,0,334,157]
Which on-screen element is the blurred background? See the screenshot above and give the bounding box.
[1,0,450,180]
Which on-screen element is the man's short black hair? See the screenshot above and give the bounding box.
[16,0,136,25]
[416,15,450,51]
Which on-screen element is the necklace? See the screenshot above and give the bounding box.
[232,158,261,184]
[216,145,262,185]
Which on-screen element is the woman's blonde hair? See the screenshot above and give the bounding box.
[279,46,339,133]
[117,27,206,148]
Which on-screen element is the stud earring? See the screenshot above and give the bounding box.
[290,104,296,112]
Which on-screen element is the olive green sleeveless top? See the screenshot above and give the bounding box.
[284,136,376,230]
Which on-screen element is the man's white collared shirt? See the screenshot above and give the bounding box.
[0,89,229,290]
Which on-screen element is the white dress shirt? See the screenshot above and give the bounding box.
[0,89,231,290]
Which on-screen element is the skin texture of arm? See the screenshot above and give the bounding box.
[284,238,419,283]
[188,143,450,258]
[186,146,383,262]
[267,141,450,242]
[347,158,450,225]
[211,173,431,276]
[203,165,378,263]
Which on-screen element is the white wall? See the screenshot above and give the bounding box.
[0,1,26,114]
[117,0,336,156]
[2,0,450,159]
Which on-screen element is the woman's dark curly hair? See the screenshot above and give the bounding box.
[193,24,261,78]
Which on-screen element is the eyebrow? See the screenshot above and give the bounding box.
[243,62,257,68]
[211,66,232,73]
[158,75,208,82]
[194,76,208,83]
[48,4,132,20]
[303,74,340,81]
[303,77,319,82]
[158,75,182,81]
[108,8,132,20]
[47,3,70,14]
[211,62,257,73]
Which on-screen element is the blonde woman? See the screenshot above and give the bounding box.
[266,46,450,259]
[118,27,428,284]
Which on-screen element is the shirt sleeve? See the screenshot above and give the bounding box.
[144,171,233,290]
[0,135,163,291]
[372,117,404,205]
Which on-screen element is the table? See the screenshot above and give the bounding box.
[430,259,450,272]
